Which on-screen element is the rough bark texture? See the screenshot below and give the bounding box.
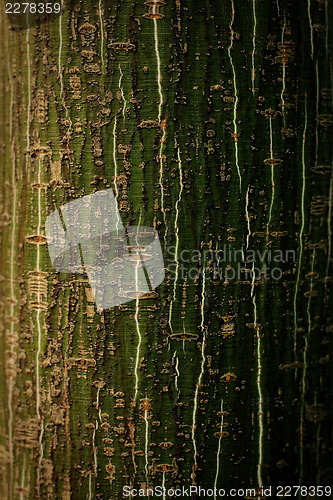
[0,0,332,498]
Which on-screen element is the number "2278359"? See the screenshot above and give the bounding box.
[6,3,61,14]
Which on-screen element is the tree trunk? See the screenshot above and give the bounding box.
[0,0,332,498]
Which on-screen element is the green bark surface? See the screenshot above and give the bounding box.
[0,0,332,498]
